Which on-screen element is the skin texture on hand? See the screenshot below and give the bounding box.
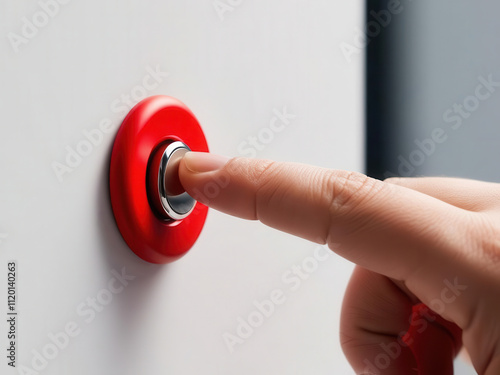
[179,152,500,375]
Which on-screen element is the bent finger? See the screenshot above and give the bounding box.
[341,267,418,374]
[341,267,461,375]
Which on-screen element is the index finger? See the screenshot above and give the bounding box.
[179,153,469,287]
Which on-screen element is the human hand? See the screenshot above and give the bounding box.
[179,152,500,375]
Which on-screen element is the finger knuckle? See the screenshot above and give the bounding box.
[326,171,386,215]
[471,215,500,264]
[250,160,282,218]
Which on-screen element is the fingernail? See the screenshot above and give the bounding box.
[182,152,230,173]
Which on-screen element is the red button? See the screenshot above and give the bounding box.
[109,96,209,264]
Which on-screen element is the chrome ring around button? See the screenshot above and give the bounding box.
[158,141,195,221]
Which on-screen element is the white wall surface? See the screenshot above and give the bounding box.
[0,1,363,374]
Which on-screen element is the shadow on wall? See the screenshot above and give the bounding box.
[96,135,169,364]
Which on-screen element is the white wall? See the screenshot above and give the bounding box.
[0,1,363,374]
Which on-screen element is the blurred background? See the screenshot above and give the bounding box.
[367,0,500,182]
[366,1,500,373]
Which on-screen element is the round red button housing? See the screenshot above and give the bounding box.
[109,96,209,264]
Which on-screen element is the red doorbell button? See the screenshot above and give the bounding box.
[109,96,209,264]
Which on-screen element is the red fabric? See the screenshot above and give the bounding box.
[403,304,462,374]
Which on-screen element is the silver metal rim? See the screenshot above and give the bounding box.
[158,141,195,221]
